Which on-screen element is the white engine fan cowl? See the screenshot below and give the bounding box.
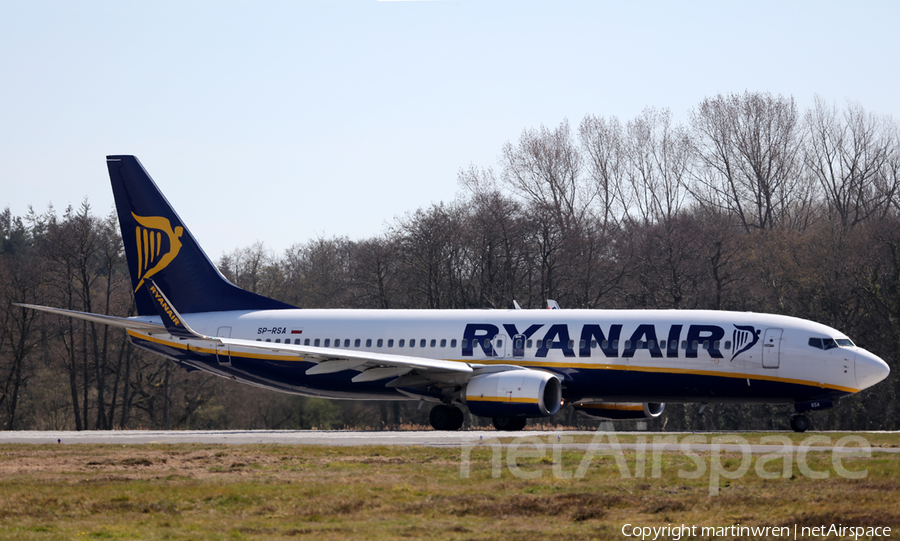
[465,370,562,418]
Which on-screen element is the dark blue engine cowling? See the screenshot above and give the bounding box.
[573,402,665,420]
[465,370,562,418]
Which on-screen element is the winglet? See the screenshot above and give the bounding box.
[145,279,208,339]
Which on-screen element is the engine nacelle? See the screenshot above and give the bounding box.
[465,370,562,418]
[573,402,665,420]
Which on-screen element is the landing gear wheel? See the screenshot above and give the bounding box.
[790,414,809,433]
[430,405,464,431]
[492,416,527,431]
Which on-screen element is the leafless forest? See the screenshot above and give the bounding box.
[2,92,899,431]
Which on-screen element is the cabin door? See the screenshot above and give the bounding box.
[512,334,526,359]
[216,326,232,365]
[762,328,782,369]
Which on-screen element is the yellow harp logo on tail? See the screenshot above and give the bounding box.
[132,213,184,292]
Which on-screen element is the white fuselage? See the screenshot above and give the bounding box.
[128,308,889,404]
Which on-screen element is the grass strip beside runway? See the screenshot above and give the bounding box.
[0,434,897,540]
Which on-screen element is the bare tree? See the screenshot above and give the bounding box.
[805,96,900,228]
[689,92,813,231]
[623,107,693,223]
[578,114,628,226]
[501,119,589,230]
[391,203,464,309]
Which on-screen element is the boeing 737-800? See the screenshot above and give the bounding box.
[17,156,891,432]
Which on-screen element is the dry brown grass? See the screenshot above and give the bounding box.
[0,435,896,540]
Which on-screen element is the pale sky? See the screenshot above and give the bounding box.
[2,1,898,258]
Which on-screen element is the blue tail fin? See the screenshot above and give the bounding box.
[107,155,295,316]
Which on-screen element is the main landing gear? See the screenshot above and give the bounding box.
[427,405,529,432]
[429,404,464,431]
[492,416,527,431]
[789,414,810,433]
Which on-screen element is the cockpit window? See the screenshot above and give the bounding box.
[809,337,855,350]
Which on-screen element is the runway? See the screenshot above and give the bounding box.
[0,429,897,454]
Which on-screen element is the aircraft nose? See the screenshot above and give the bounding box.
[855,349,891,390]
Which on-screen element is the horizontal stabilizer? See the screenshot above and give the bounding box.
[13,303,165,332]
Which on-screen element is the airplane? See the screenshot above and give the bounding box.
[16,155,891,433]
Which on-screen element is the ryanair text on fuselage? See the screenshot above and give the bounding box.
[462,322,759,360]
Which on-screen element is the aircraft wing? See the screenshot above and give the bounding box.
[217,336,504,382]
[140,279,530,385]
[19,281,533,388]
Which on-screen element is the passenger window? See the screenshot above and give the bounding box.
[364,339,370,347]
[343,339,349,347]
[591,340,597,348]
[624,340,631,350]
[484,339,492,349]
[421,339,427,348]
[601,340,607,349]
[266,339,271,343]
[526,339,533,348]
[377,339,383,347]
[409,339,415,348]
[724,341,731,349]
[451,339,457,348]
[681,340,687,349]
[324,339,330,347]
[294,339,302,345]
[440,339,446,347]
[461,339,467,349]
[692,340,699,350]
[713,340,719,350]
[431,339,436,347]
[648,340,655,349]
[495,339,502,348]
[275,339,281,344]
[399,339,405,347]
[387,339,394,347]
[314,339,320,347]
[612,340,618,349]
[355,339,361,347]
[702,341,710,350]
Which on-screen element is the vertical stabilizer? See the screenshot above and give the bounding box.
[107,155,295,315]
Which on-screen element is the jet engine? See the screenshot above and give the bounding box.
[573,402,665,420]
[464,370,562,418]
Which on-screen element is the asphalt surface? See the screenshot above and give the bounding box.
[0,429,897,454]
